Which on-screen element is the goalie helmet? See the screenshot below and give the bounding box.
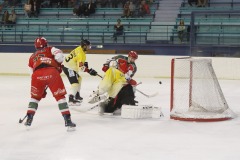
[128,51,138,60]
[34,37,48,49]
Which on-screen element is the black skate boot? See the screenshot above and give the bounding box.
[69,94,81,106]
[63,114,76,131]
[24,113,34,126]
[75,92,83,102]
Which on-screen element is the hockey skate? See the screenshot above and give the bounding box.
[75,92,83,102]
[68,94,81,106]
[63,114,76,131]
[24,113,34,126]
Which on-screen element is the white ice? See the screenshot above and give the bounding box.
[0,75,240,160]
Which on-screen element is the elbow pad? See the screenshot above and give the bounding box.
[51,47,64,63]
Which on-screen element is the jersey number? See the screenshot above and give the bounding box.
[65,53,75,62]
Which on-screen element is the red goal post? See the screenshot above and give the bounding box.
[170,57,236,122]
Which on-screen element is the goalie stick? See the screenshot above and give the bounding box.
[135,82,158,98]
[96,74,158,98]
[136,89,159,98]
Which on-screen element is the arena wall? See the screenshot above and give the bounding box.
[1,53,240,80]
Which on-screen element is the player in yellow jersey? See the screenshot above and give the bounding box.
[62,39,98,105]
[88,61,136,115]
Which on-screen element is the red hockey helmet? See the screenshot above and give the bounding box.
[128,51,138,60]
[34,37,48,49]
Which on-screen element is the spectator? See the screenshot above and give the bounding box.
[24,0,32,18]
[84,0,96,17]
[1,10,9,27]
[113,19,124,42]
[129,1,135,17]
[30,0,41,18]
[122,1,130,18]
[197,0,207,7]
[138,0,150,17]
[73,1,86,17]
[76,1,86,17]
[6,9,16,27]
[142,0,150,13]
[177,20,186,43]
[188,0,197,6]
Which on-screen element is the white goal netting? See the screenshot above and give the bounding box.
[170,57,236,121]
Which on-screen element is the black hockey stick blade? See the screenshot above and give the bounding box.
[19,115,27,123]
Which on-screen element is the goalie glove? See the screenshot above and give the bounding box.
[125,70,133,81]
[88,90,107,104]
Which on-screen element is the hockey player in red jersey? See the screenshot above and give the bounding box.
[20,37,76,129]
[102,51,138,86]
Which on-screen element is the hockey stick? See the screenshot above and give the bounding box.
[86,103,99,111]
[97,74,103,78]
[71,103,99,113]
[136,88,159,98]
[19,115,27,123]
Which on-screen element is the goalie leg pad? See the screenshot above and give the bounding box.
[116,84,135,106]
[121,105,164,119]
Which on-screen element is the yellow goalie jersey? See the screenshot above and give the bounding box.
[99,67,128,98]
[63,46,86,72]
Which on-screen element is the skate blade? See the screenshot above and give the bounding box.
[104,113,114,116]
[68,102,81,106]
[67,126,76,132]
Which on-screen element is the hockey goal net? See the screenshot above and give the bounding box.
[170,57,236,121]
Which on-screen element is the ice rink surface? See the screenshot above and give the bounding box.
[0,75,240,160]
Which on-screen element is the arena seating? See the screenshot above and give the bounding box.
[170,0,240,45]
[0,0,158,44]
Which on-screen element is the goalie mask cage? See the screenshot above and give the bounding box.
[170,57,236,122]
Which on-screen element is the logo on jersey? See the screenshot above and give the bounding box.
[37,75,53,80]
[54,88,66,96]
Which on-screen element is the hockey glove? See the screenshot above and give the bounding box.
[88,90,107,104]
[89,68,97,76]
[128,79,137,86]
[102,64,109,72]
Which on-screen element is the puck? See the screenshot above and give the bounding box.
[159,81,162,84]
